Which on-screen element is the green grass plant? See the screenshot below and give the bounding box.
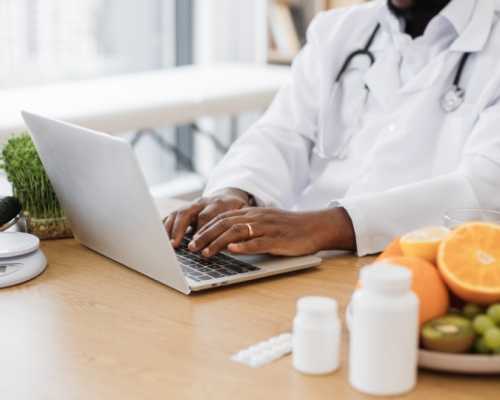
[1,133,64,219]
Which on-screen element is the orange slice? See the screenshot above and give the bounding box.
[437,222,500,305]
[400,226,450,264]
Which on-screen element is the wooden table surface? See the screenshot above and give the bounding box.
[2,240,499,400]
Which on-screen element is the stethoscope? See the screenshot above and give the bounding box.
[335,23,471,113]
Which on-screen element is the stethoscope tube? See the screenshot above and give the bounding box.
[335,23,471,113]
[453,52,471,87]
[335,23,381,83]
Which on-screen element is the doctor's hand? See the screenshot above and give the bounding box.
[187,207,356,257]
[164,188,253,248]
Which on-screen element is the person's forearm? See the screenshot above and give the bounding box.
[188,206,356,257]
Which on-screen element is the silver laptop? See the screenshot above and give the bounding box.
[22,111,321,294]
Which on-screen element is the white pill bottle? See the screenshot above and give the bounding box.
[293,296,341,375]
[349,263,419,396]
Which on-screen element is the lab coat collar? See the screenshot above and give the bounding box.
[367,0,496,99]
[376,2,402,50]
[441,0,476,36]
[449,0,495,52]
[378,0,494,53]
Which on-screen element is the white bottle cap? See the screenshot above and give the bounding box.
[297,296,338,316]
[360,263,412,294]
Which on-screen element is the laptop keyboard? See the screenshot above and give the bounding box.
[175,236,261,282]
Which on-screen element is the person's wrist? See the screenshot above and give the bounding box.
[215,188,252,206]
[310,207,356,252]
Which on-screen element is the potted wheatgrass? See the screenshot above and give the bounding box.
[1,134,72,239]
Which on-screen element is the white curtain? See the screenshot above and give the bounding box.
[194,0,268,64]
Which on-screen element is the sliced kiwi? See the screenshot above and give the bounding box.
[421,315,476,354]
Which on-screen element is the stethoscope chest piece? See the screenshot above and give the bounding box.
[441,85,465,113]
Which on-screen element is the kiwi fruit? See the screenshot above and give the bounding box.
[463,303,483,320]
[421,315,476,354]
[474,337,492,355]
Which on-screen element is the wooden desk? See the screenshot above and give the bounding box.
[2,240,498,400]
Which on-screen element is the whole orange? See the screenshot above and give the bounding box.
[378,256,450,325]
[377,238,404,261]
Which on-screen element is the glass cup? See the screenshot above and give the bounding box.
[443,208,500,229]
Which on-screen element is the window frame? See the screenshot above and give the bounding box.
[174,0,195,172]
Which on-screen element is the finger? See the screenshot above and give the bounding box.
[189,217,250,253]
[164,213,176,237]
[201,223,262,257]
[171,204,203,247]
[196,203,223,232]
[196,208,250,237]
[227,238,273,255]
[197,202,247,232]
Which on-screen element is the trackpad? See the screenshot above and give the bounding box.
[229,253,321,270]
[230,254,271,265]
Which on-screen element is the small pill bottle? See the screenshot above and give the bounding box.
[292,296,341,375]
[349,263,419,396]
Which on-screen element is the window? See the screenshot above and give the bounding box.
[0,0,175,89]
[0,0,200,191]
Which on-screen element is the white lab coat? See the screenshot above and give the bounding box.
[204,0,500,256]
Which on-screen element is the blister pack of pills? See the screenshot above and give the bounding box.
[231,333,292,368]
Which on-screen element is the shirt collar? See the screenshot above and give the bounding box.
[378,0,495,53]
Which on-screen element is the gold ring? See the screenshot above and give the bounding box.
[246,223,254,238]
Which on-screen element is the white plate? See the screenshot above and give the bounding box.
[346,302,500,375]
[418,350,500,375]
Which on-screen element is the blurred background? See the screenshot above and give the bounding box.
[0,0,366,201]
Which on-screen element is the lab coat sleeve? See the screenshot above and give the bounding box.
[334,103,500,256]
[203,15,325,208]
